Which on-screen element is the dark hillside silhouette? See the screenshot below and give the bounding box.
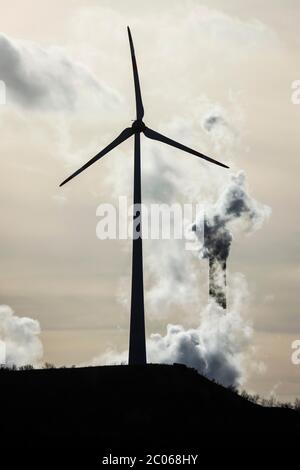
[0,364,299,453]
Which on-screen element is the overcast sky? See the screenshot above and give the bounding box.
[0,0,299,400]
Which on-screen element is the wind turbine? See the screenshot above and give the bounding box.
[60,26,229,366]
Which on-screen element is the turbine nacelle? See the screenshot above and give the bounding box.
[131,120,146,133]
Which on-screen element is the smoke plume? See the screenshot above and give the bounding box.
[193,171,271,307]
[199,171,270,261]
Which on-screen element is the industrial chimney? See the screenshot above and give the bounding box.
[203,215,230,310]
[208,256,227,309]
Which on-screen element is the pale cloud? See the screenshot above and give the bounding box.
[0,32,121,111]
[0,305,43,367]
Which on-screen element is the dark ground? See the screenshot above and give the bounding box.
[0,363,299,460]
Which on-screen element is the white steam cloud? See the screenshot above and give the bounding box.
[147,274,258,387]
[0,305,43,367]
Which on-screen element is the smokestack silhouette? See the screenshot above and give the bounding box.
[208,257,227,309]
[204,216,231,309]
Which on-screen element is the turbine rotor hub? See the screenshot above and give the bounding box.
[132,120,146,133]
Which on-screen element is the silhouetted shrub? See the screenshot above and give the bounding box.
[280,402,293,409]
[227,384,238,394]
[43,363,56,369]
[294,398,300,412]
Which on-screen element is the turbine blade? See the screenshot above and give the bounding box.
[127,26,144,120]
[60,127,134,187]
[143,127,229,169]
